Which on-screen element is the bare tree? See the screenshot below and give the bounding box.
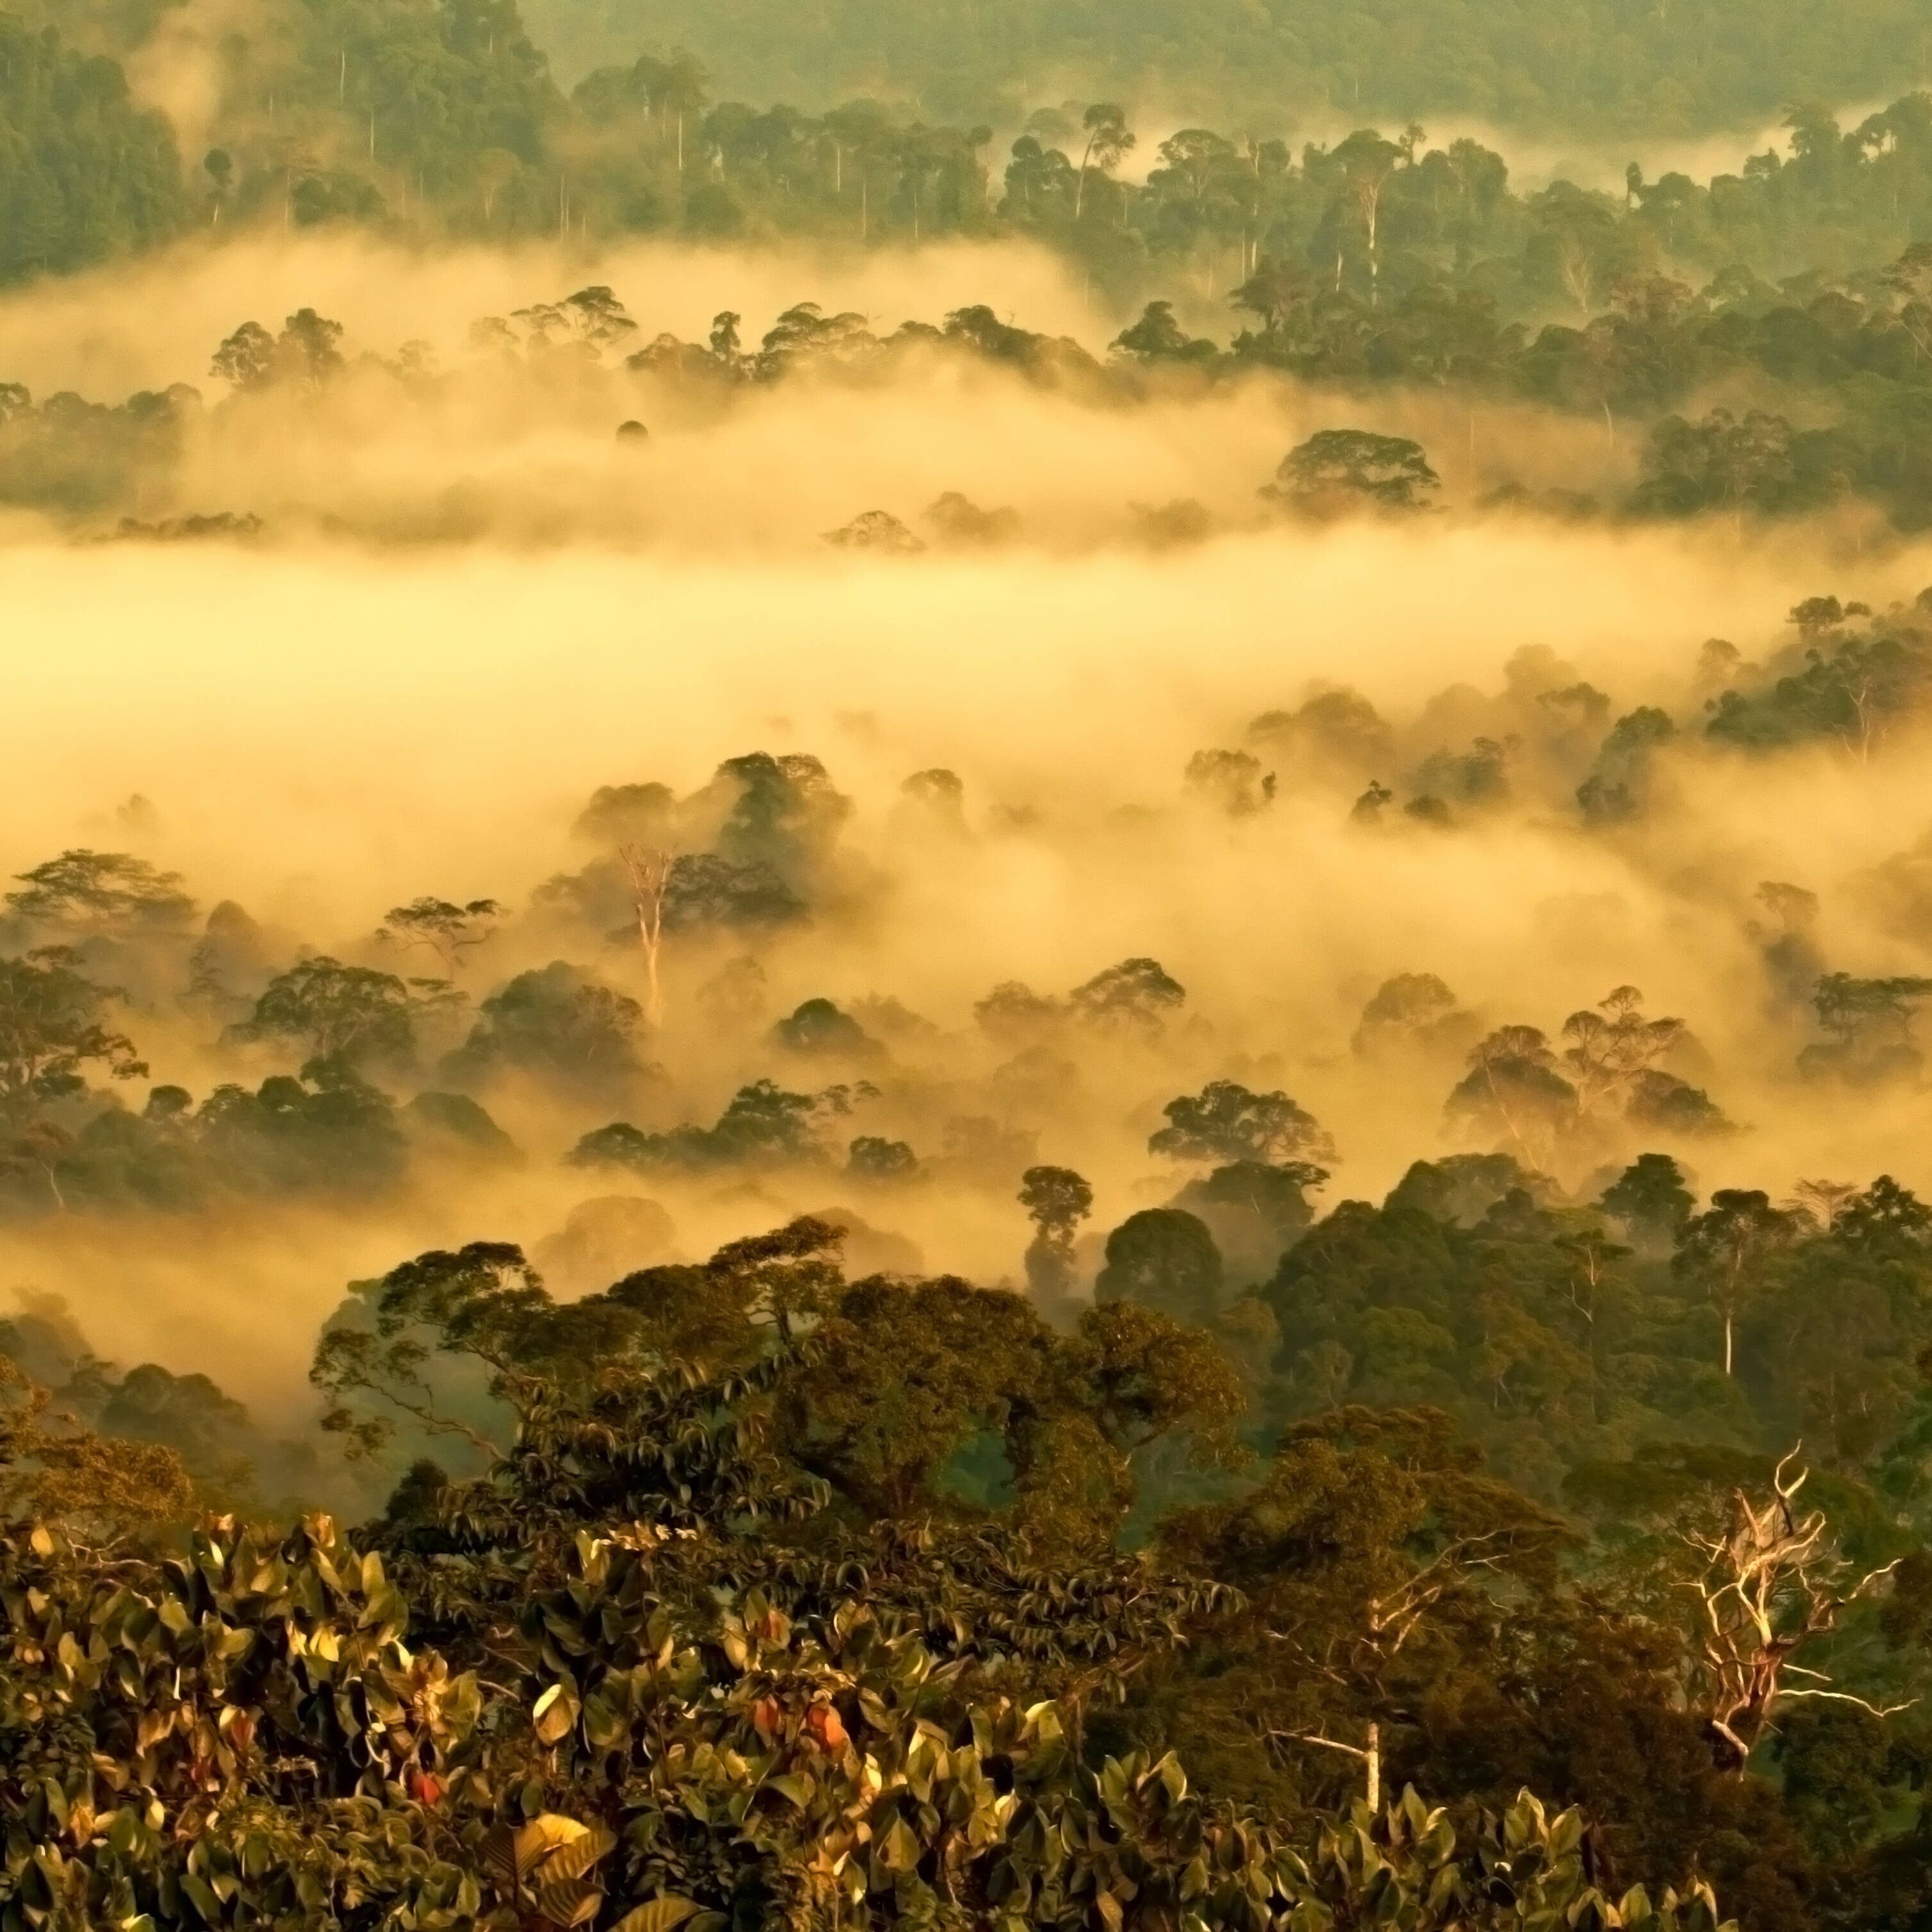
[1682,1449,1910,1770]
[619,846,674,1028]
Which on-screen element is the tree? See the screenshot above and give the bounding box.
[1599,1153,1697,1251]
[1673,1189,1802,1375]
[847,1135,918,1182]
[1884,240,1932,364]
[572,1079,859,1173]
[5,849,194,934]
[1174,1160,1327,1285]
[1059,1298,1245,1470]
[1802,972,1932,1080]
[1560,986,1687,1118]
[229,957,422,1068]
[1333,130,1403,302]
[1073,103,1134,220]
[1111,301,1219,365]
[1154,1405,1573,1821]
[574,781,677,847]
[211,310,346,391]
[1019,1164,1094,1303]
[377,896,502,977]
[196,1060,409,1198]
[772,998,880,1059]
[311,1241,557,1460]
[1068,957,1185,1035]
[1184,748,1271,814]
[0,949,146,1125]
[1578,708,1676,821]
[1150,1078,1337,1166]
[0,1355,192,1526]
[776,1271,1059,1516]
[0,19,186,285]
[1633,409,1848,520]
[661,852,805,930]
[1446,1027,1576,1168]
[441,962,646,1097]
[515,286,640,357]
[1096,1209,1225,1325]
[1680,1452,1908,1768]
[618,845,673,1027]
[277,308,346,386]
[1266,430,1439,514]
[655,45,710,172]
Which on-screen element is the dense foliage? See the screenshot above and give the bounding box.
[0,13,184,281]
[516,0,1932,136]
[10,588,1932,1924]
[3,1201,1922,1932]
[9,0,1932,301]
[19,81,1932,532]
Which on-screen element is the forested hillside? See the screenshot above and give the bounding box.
[0,14,184,282]
[518,0,1932,135]
[4,0,1932,299]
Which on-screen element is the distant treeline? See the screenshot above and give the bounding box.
[8,0,1932,313]
[33,0,1932,138]
[515,0,1932,137]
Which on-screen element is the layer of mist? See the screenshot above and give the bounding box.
[5,502,1930,1415]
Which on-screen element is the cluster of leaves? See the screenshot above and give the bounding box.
[0,1487,1737,1932]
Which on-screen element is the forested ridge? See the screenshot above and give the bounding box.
[4,0,1932,297]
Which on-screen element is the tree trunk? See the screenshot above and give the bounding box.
[639,911,663,1028]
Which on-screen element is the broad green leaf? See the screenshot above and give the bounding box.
[514,1814,590,1878]
[533,1685,581,1747]
[535,1878,604,1927]
[877,1815,921,1872]
[607,1896,704,1932]
[542,1827,615,1885]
